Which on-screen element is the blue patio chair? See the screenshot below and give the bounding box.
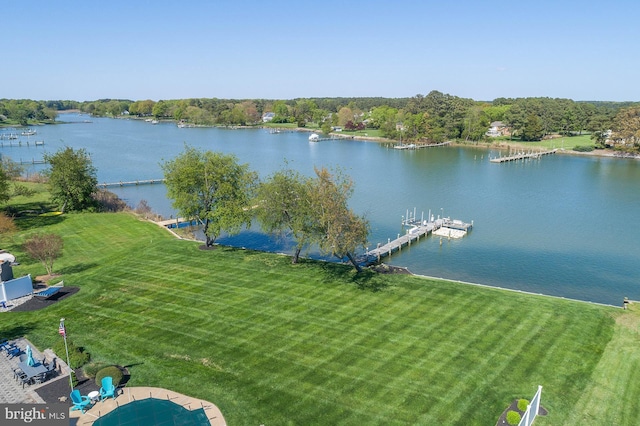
[7,346,21,358]
[70,390,91,413]
[99,376,116,401]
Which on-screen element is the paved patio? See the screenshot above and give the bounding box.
[1,338,226,425]
[0,337,70,404]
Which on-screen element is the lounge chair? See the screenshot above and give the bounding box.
[70,390,92,413]
[99,376,116,401]
[6,346,21,358]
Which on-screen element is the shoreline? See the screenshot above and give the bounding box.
[287,126,639,160]
[153,217,622,309]
[62,113,639,160]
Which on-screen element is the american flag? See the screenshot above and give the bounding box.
[58,321,66,337]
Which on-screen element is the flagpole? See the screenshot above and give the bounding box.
[60,318,73,392]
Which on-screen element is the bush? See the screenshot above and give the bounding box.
[12,183,36,197]
[517,398,529,412]
[83,362,109,378]
[506,410,521,425]
[52,338,90,369]
[572,145,594,152]
[95,366,124,387]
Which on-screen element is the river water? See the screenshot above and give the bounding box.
[5,113,639,306]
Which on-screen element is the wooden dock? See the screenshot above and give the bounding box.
[363,209,473,264]
[19,158,47,165]
[365,222,436,262]
[0,140,45,148]
[393,141,451,150]
[490,149,557,163]
[98,179,165,188]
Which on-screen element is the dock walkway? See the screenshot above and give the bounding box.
[394,141,451,150]
[363,210,473,264]
[98,179,165,188]
[365,222,436,262]
[490,149,557,163]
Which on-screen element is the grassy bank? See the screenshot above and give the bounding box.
[1,209,639,425]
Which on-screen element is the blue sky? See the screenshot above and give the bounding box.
[3,0,639,102]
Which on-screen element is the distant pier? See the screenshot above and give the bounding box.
[393,141,451,150]
[19,158,47,165]
[98,179,166,188]
[0,140,45,148]
[490,149,557,163]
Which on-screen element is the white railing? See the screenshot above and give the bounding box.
[519,385,542,426]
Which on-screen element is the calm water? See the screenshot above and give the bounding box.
[5,113,640,306]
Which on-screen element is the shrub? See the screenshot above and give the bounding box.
[572,145,594,152]
[12,183,36,197]
[52,338,90,369]
[517,398,529,412]
[506,410,521,425]
[0,213,17,234]
[95,366,124,387]
[83,362,109,378]
[93,189,127,212]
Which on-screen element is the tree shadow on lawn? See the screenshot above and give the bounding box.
[316,260,391,292]
[58,262,99,275]
[0,324,36,340]
[208,245,392,292]
[10,208,65,231]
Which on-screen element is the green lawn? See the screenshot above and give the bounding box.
[483,134,596,151]
[2,211,639,425]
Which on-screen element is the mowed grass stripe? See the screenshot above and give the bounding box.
[3,212,633,425]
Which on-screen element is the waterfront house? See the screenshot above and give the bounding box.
[262,112,275,122]
[486,121,507,137]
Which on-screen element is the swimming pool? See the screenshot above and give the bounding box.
[92,397,210,426]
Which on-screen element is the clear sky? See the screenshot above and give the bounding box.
[3,0,639,102]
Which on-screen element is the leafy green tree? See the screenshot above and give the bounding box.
[162,146,257,247]
[521,113,544,141]
[370,106,399,137]
[44,147,98,213]
[0,165,10,205]
[610,107,640,151]
[462,106,489,141]
[152,100,169,118]
[483,104,511,122]
[311,167,369,272]
[255,167,315,263]
[272,101,290,123]
[321,121,333,135]
[337,107,354,127]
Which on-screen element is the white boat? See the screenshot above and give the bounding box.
[309,133,319,142]
[21,129,36,136]
[151,120,159,124]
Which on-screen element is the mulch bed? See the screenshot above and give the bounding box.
[36,366,129,404]
[10,287,80,312]
[496,399,548,426]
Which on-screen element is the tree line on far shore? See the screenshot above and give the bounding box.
[2,95,640,151]
[0,146,369,272]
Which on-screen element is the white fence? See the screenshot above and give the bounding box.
[518,385,542,426]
